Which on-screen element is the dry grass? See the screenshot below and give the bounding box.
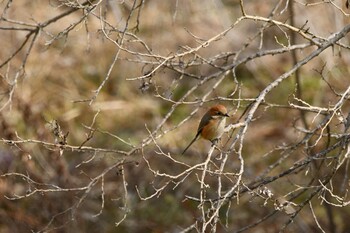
[1,1,350,232]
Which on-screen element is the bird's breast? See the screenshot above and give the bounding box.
[201,117,226,141]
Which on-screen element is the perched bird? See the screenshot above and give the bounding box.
[182,104,229,155]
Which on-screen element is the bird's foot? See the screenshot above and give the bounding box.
[211,138,219,147]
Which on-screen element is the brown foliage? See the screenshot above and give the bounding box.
[1,0,350,232]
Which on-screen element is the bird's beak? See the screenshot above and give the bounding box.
[224,113,230,117]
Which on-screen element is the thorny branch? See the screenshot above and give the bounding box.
[1,0,350,232]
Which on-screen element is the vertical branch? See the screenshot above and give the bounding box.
[199,146,215,232]
[288,0,308,130]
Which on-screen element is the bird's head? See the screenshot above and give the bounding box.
[208,104,229,118]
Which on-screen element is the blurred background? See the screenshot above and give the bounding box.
[1,0,350,232]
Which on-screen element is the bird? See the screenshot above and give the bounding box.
[182,104,229,155]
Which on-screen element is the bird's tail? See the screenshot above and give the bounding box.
[181,134,199,155]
